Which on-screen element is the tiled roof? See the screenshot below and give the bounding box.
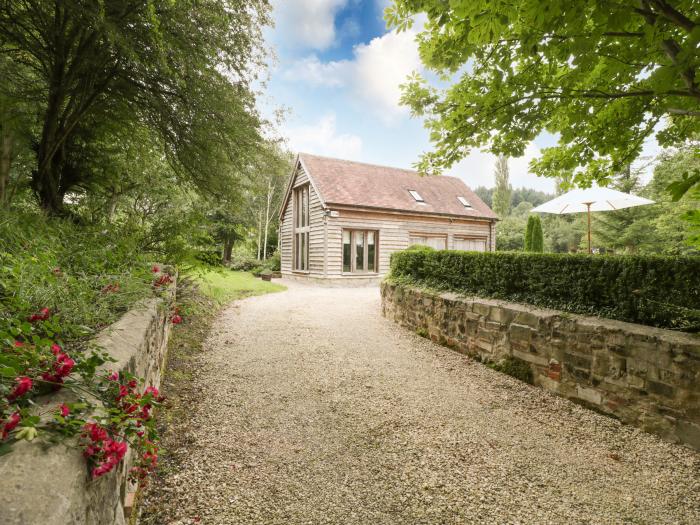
[299,153,498,220]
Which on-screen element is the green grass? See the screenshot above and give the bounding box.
[192,269,286,304]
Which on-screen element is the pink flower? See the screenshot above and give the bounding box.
[8,376,32,400]
[171,314,182,325]
[2,412,21,440]
[108,371,119,381]
[59,403,70,417]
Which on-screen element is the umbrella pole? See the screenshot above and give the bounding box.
[586,203,592,254]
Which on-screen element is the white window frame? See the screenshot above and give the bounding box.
[408,190,424,202]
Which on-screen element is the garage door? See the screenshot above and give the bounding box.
[453,237,487,252]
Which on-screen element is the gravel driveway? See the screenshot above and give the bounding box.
[143,282,700,524]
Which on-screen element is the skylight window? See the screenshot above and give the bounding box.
[457,196,472,208]
[408,190,424,202]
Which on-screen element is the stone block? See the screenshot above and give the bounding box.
[509,323,533,342]
[514,310,541,328]
[488,306,515,325]
[576,385,603,406]
[563,351,592,370]
[646,380,675,399]
[472,302,490,317]
[512,349,549,367]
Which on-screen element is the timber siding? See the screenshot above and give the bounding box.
[279,153,498,283]
[324,208,493,277]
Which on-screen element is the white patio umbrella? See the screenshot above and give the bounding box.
[531,187,655,254]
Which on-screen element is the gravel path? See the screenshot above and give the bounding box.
[144,282,700,524]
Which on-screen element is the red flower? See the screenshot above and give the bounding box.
[52,267,61,275]
[101,283,120,294]
[171,314,182,325]
[59,403,70,417]
[2,412,21,440]
[108,371,119,381]
[151,265,160,273]
[13,341,23,348]
[55,353,75,378]
[51,343,62,355]
[8,376,32,400]
[28,307,50,322]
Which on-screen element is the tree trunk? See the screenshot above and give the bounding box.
[0,128,12,207]
[106,189,120,223]
[256,209,263,260]
[263,180,273,259]
[223,236,234,264]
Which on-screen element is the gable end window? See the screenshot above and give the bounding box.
[294,185,310,271]
[342,230,378,273]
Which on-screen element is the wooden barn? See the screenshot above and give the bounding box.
[278,153,498,284]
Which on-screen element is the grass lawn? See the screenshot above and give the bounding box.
[192,269,286,305]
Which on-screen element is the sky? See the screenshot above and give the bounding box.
[261,1,658,193]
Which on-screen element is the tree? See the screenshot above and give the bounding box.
[524,215,543,252]
[387,1,700,187]
[0,1,271,214]
[492,155,512,217]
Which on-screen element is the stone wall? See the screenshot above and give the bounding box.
[381,282,700,450]
[0,282,175,525]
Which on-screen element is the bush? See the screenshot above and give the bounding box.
[525,215,543,252]
[267,251,281,271]
[406,244,435,252]
[229,252,259,271]
[389,249,700,330]
[194,249,221,267]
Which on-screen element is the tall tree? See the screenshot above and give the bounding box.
[524,215,544,252]
[387,1,700,187]
[0,0,271,214]
[492,155,512,217]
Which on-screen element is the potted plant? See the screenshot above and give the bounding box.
[260,269,273,282]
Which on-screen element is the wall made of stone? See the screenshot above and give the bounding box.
[381,282,700,450]
[0,281,175,525]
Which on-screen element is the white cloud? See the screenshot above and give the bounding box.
[284,113,362,159]
[448,143,557,193]
[286,26,423,124]
[272,0,347,51]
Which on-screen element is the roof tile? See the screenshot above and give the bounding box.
[299,153,497,220]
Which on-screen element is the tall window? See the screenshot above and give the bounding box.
[294,185,310,271]
[409,233,447,250]
[343,230,378,273]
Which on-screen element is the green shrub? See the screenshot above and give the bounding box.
[525,215,543,252]
[406,244,435,252]
[229,252,259,271]
[267,251,281,271]
[389,249,700,330]
[488,357,533,384]
[194,249,221,267]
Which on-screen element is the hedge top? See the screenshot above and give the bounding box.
[389,249,700,331]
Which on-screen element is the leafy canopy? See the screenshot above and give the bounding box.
[386,1,700,187]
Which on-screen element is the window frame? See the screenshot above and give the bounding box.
[342,229,379,274]
[293,184,310,272]
[408,190,424,202]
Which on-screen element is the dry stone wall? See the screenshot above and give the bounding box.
[381,282,700,450]
[0,282,174,525]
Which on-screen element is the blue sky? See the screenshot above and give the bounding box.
[261,1,658,192]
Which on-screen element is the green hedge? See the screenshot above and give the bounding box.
[389,250,700,331]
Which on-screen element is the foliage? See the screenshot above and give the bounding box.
[387,1,700,186]
[0,0,271,213]
[0,211,171,475]
[524,215,544,252]
[192,270,285,305]
[488,357,533,384]
[492,155,512,218]
[389,249,700,331]
[406,244,436,252]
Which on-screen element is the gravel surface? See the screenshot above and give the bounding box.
[142,281,700,524]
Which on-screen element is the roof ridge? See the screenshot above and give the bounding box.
[299,152,419,175]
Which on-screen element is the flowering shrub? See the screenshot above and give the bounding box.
[0,212,177,480]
